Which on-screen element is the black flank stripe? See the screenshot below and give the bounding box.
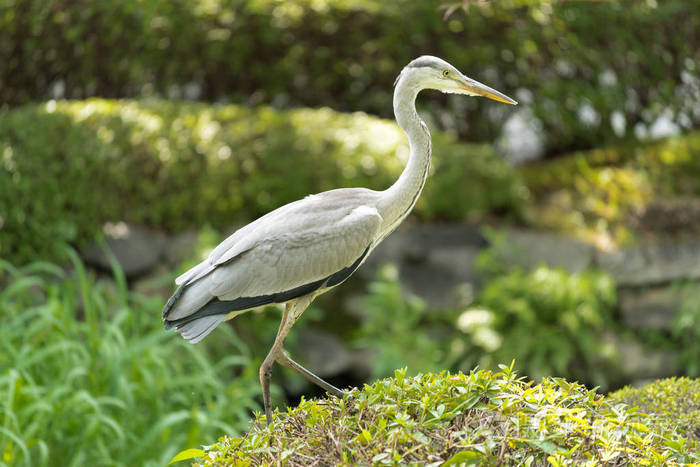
[164,246,370,329]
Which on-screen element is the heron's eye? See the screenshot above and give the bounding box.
[442,70,450,77]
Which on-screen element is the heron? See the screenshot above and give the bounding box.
[162,56,517,423]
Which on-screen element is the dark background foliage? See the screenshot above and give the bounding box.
[1,0,697,154]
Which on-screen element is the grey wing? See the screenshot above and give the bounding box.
[214,205,382,299]
[162,203,383,342]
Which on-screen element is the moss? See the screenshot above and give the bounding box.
[610,377,700,446]
[191,367,698,465]
[519,131,700,247]
[0,99,523,266]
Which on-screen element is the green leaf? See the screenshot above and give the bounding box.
[361,429,372,443]
[552,377,572,392]
[168,448,206,464]
[629,422,650,433]
[443,450,484,466]
[530,440,560,455]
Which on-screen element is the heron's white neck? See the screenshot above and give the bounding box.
[377,74,431,236]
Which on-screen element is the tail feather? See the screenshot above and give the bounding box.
[162,277,214,321]
[176,315,227,344]
[175,261,215,286]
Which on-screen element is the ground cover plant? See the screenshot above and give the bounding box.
[0,252,263,466]
[191,365,699,465]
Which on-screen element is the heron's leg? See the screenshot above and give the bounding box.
[276,348,346,398]
[274,294,346,398]
[259,302,295,424]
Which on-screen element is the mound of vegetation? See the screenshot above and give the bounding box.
[0,99,523,266]
[610,377,700,446]
[190,366,699,465]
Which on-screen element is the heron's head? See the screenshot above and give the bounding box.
[397,55,517,105]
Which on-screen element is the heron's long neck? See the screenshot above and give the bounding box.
[377,78,430,235]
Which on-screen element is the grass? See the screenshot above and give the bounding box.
[195,365,699,466]
[0,251,264,466]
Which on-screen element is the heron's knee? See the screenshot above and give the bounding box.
[259,362,274,381]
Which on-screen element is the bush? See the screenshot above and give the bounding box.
[1,0,697,153]
[351,265,445,380]
[519,131,700,246]
[456,256,618,389]
[0,253,262,466]
[192,367,699,465]
[610,377,700,448]
[0,99,523,265]
[351,258,620,390]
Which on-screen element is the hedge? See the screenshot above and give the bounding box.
[1,0,697,153]
[519,130,700,246]
[610,377,700,446]
[0,99,523,265]
[189,368,699,465]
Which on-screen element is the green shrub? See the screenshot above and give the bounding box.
[610,377,700,448]
[0,99,523,265]
[351,259,620,390]
[456,264,619,389]
[672,283,700,377]
[1,0,696,152]
[351,265,446,379]
[192,366,699,465]
[0,252,262,466]
[519,131,700,246]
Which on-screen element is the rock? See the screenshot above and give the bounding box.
[81,222,167,278]
[498,229,595,272]
[596,240,700,286]
[604,333,680,382]
[636,197,700,235]
[165,230,198,265]
[360,223,486,309]
[618,286,683,331]
[297,328,353,378]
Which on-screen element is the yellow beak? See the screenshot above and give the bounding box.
[458,76,518,105]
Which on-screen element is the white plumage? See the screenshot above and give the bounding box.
[162,56,516,422]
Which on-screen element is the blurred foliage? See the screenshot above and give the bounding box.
[520,131,700,247]
[0,252,262,466]
[197,367,699,465]
[610,377,700,446]
[457,265,619,389]
[672,283,700,377]
[0,99,523,266]
[353,258,619,390]
[352,265,445,379]
[0,0,697,153]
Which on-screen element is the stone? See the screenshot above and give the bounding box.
[81,222,167,278]
[498,228,595,272]
[596,240,700,286]
[604,333,680,382]
[618,286,683,331]
[297,328,353,378]
[359,223,486,309]
[165,230,198,265]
